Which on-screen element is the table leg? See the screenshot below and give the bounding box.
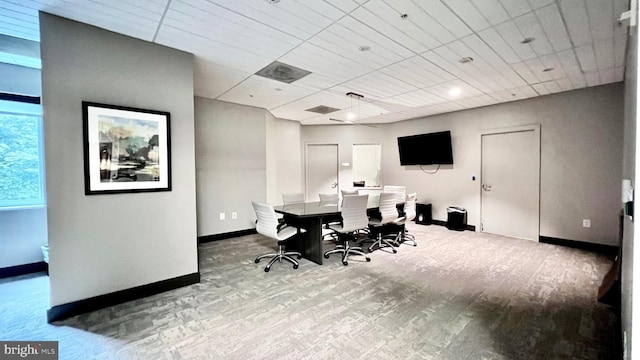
[284,215,323,265]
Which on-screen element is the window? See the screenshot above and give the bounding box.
[352,144,381,188]
[0,99,44,208]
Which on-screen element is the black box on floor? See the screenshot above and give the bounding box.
[446,207,467,231]
[415,203,432,225]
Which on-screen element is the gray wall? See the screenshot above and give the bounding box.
[266,113,303,205]
[621,21,637,360]
[0,208,47,268]
[195,98,303,235]
[302,83,624,246]
[195,98,266,235]
[40,13,198,307]
[0,64,47,269]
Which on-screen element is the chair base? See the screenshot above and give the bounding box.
[324,238,371,266]
[255,245,302,272]
[368,233,398,253]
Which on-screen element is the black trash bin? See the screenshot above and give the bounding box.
[446,207,467,231]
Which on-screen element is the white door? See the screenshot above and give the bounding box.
[306,144,339,201]
[481,127,540,241]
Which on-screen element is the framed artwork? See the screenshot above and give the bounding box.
[82,101,171,195]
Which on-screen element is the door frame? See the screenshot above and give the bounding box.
[478,124,541,240]
[304,142,340,200]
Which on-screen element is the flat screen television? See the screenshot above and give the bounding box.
[397,131,453,165]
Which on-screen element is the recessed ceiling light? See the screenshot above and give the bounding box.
[359,45,371,52]
[249,94,254,98]
[542,67,554,72]
[265,0,280,3]
[449,87,461,97]
[459,56,474,64]
[521,37,535,44]
[275,88,282,91]
[400,14,408,19]
[346,112,357,120]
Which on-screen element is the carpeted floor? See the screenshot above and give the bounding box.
[0,224,618,359]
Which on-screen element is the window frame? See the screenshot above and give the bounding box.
[0,94,45,211]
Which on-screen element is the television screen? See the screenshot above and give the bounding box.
[397,131,453,165]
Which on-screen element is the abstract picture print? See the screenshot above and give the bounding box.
[82,102,171,195]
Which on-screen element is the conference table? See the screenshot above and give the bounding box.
[273,195,385,265]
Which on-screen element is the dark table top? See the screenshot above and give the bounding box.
[273,195,383,218]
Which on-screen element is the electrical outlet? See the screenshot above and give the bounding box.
[219,212,225,220]
[582,219,591,228]
[232,212,237,219]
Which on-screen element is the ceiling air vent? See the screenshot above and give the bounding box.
[255,61,311,84]
[305,105,340,114]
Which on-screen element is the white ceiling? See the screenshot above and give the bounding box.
[0,0,630,125]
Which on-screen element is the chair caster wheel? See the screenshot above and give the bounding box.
[254,258,260,263]
[264,267,270,272]
[324,254,330,259]
[293,264,298,269]
[297,255,302,259]
[413,244,417,247]
[342,261,348,266]
[366,257,371,262]
[392,249,397,254]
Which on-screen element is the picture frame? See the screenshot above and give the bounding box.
[82,101,171,195]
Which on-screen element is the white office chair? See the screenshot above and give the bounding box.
[252,201,306,272]
[282,192,305,205]
[341,189,359,198]
[318,193,339,204]
[391,193,417,246]
[383,185,406,205]
[367,192,400,253]
[323,194,371,266]
[319,193,340,241]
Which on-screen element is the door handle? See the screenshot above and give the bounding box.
[482,184,492,191]
[331,182,338,188]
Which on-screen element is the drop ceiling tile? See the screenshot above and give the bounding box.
[203,0,337,40]
[444,0,491,32]
[574,44,598,73]
[555,48,583,77]
[560,0,592,47]
[323,0,361,13]
[528,0,555,9]
[613,26,627,68]
[351,1,436,53]
[382,0,458,44]
[531,82,550,95]
[478,27,521,64]
[194,59,251,99]
[513,12,555,56]
[498,0,532,17]
[155,26,273,73]
[598,68,617,84]
[412,0,473,38]
[380,56,455,89]
[535,4,572,52]
[593,39,615,71]
[218,75,316,109]
[585,0,614,41]
[556,78,573,91]
[569,75,587,89]
[470,0,510,25]
[584,72,601,87]
[495,21,537,61]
